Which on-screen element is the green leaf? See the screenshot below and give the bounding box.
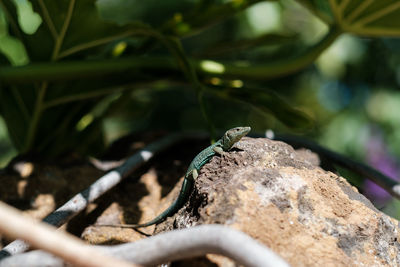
[210,86,314,130]
[0,88,33,151]
[0,0,139,61]
[299,0,400,37]
[12,0,42,34]
[335,0,400,36]
[0,3,29,65]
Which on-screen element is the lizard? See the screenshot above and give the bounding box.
[103,126,251,229]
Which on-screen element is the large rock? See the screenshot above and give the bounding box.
[168,137,400,266]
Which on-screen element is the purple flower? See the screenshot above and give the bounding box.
[363,128,400,205]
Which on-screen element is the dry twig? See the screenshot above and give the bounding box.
[0,201,137,267]
[1,225,290,267]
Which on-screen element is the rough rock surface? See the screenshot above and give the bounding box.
[177,137,400,266]
[83,137,400,266]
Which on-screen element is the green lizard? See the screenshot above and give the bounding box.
[106,126,251,229]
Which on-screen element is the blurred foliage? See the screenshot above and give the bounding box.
[0,0,400,218]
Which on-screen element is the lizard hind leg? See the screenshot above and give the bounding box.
[192,169,198,180]
[186,169,198,180]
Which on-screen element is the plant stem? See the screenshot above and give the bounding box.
[51,0,75,60]
[38,0,58,41]
[24,85,47,153]
[0,26,342,83]
[0,57,177,83]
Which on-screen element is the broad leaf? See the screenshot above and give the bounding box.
[0,88,34,151]
[335,0,400,36]
[2,0,136,61]
[210,86,313,130]
[299,0,400,36]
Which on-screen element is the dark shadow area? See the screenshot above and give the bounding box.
[67,166,150,236]
[118,137,210,227]
[0,168,29,209]
[155,138,209,197]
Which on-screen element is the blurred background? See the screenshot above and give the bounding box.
[0,0,399,216]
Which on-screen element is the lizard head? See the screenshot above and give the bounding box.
[221,126,251,150]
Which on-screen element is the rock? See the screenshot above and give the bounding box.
[168,137,400,267]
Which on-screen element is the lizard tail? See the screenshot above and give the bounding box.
[97,178,193,229]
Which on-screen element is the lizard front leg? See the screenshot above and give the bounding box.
[213,146,224,155]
